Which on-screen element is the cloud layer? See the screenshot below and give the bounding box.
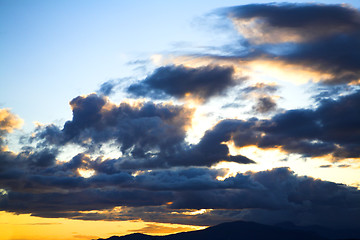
[2,165,359,229]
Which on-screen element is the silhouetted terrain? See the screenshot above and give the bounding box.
[97,220,360,240]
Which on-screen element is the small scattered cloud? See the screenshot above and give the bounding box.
[252,96,277,113]
[338,164,351,168]
[319,165,332,168]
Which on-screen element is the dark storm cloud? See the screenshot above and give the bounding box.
[185,119,256,165]
[0,151,261,216]
[34,94,192,157]
[208,90,360,159]
[60,88,360,171]
[11,168,358,229]
[171,167,360,210]
[128,65,242,101]
[115,118,255,169]
[164,167,360,229]
[225,3,360,40]
[220,3,360,84]
[32,93,253,169]
[0,163,258,194]
[281,32,360,84]
[0,148,58,176]
[0,134,259,192]
[0,189,173,214]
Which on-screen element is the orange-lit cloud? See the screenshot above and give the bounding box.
[0,109,23,133]
[130,223,202,235]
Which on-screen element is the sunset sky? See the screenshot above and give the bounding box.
[1,1,360,240]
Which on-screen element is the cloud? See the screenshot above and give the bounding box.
[240,83,279,114]
[16,89,360,227]
[0,158,260,218]
[280,32,360,84]
[30,93,253,169]
[0,189,173,213]
[218,3,360,85]
[224,3,360,44]
[252,96,277,113]
[10,168,357,229]
[319,165,332,168]
[337,164,351,168]
[128,65,242,102]
[0,109,23,148]
[97,80,117,96]
[34,94,193,157]
[206,90,360,159]
[0,109,23,134]
[0,153,257,194]
[242,83,278,94]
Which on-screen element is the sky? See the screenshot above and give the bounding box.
[1,0,360,240]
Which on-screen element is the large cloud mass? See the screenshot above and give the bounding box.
[206,90,360,159]
[221,3,360,84]
[34,94,192,157]
[1,90,360,229]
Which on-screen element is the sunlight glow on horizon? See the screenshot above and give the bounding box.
[0,211,204,240]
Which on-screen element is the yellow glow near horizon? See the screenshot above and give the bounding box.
[0,211,204,240]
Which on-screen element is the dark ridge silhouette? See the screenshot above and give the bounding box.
[97,220,360,240]
[101,233,153,240]
[275,222,360,240]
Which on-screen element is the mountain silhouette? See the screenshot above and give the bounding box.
[97,220,360,240]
